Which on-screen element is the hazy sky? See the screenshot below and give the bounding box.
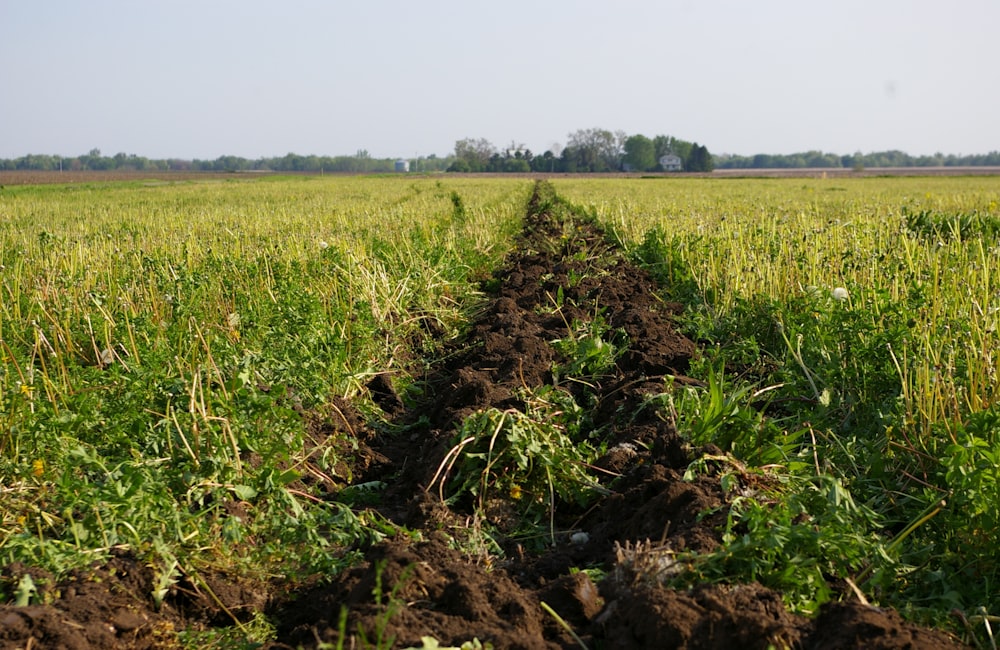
[2,1,997,160]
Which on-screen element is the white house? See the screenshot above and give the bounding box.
[659,154,682,171]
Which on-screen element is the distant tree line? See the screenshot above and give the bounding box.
[0,148,452,173]
[6,145,998,175]
[447,129,714,173]
[715,150,1000,169]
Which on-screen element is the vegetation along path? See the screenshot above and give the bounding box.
[0,181,970,648]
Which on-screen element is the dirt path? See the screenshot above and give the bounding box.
[0,181,966,649]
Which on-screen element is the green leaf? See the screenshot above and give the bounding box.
[230,484,258,500]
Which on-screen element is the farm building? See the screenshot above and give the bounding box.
[659,154,683,171]
[394,159,410,173]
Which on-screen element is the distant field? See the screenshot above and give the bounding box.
[710,165,1000,177]
[0,170,291,185]
[3,166,1000,186]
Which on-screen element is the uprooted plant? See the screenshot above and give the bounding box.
[428,385,608,546]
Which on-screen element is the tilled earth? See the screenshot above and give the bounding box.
[0,182,967,649]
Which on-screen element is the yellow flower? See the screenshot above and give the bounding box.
[509,485,522,500]
[20,383,35,397]
[32,459,45,477]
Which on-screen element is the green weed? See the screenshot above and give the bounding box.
[677,473,887,615]
[430,386,605,546]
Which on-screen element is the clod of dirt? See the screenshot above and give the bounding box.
[273,535,553,650]
[598,582,805,650]
[808,600,964,650]
[0,552,175,649]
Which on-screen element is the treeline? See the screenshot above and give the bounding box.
[0,149,452,173]
[716,150,1000,169]
[7,145,998,175]
[447,129,714,173]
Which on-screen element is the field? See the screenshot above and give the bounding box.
[1,174,998,648]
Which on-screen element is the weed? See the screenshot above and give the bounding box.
[550,316,621,385]
[430,386,605,546]
[0,176,528,643]
[677,473,887,614]
[903,206,1000,243]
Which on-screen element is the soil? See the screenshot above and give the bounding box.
[0,181,968,649]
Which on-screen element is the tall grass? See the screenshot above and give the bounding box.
[558,177,1000,436]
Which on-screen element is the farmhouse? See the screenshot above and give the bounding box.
[659,154,683,171]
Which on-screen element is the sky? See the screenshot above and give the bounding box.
[2,0,997,160]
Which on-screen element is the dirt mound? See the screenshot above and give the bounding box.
[274,534,553,650]
[0,550,270,649]
[0,181,966,649]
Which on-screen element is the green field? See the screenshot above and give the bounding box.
[1,174,998,646]
[0,175,528,562]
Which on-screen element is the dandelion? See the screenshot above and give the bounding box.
[318,240,329,250]
[32,459,44,477]
[831,287,849,301]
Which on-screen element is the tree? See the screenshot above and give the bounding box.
[531,150,560,173]
[566,128,622,172]
[684,143,714,172]
[503,158,530,173]
[452,138,496,172]
[623,135,656,172]
[652,135,673,160]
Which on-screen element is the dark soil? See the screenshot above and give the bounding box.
[0,181,967,649]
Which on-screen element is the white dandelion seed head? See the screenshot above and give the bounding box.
[831,287,849,301]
